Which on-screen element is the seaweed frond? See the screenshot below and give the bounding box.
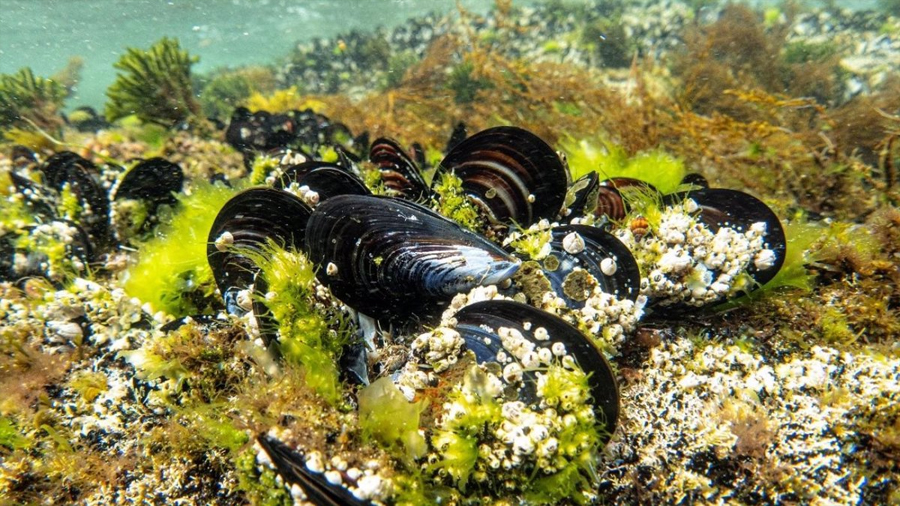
[105,37,201,127]
[0,68,67,133]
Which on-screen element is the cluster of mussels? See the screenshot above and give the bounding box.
[1,149,184,284]
[206,114,786,504]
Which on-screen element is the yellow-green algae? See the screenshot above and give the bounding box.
[560,137,688,194]
[252,243,350,405]
[124,180,237,317]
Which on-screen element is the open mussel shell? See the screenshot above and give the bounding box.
[432,126,567,227]
[539,225,641,307]
[454,300,619,441]
[305,195,520,322]
[369,137,429,202]
[257,435,369,506]
[207,188,311,315]
[664,188,786,288]
[275,161,370,203]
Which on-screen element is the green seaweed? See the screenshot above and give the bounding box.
[253,244,350,405]
[358,377,427,462]
[124,180,237,317]
[0,67,67,133]
[0,416,31,451]
[105,37,201,127]
[560,137,687,194]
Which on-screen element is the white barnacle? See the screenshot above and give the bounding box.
[562,231,585,254]
[324,470,343,486]
[305,451,325,473]
[236,289,254,312]
[533,326,550,341]
[754,248,777,271]
[600,257,617,276]
[214,231,234,252]
[503,362,524,383]
[551,342,567,357]
[326,262,339,276]
[527,193,536,203]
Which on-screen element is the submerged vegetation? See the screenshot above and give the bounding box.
[105,37,202,127]
[1,0,900,504]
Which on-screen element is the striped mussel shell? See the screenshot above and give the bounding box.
[593,177,660,222]
[432,126,568,227]
[537,225,641,308]
[454,300,619,441]
[207,188,311,316]
[304,195,520,321]
[256,435,370,506]
[663,188,786,288]
[274,161,370,205]
[368,137,430,202]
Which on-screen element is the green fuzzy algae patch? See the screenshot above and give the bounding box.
[254,244,350,405]
[124,181,237,317]
[359,377,427,462]
[560,137,687,194]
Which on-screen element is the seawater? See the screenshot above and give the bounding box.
[0,0,883,110]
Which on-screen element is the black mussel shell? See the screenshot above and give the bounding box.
[664,188,786,288]
[39,152,110,247]
[594,177,660,222]
[3,220,94,283]
[207,188,312,315]
[445,121,467,154]
[66,106,110,132]
[112,158,184,218]
[10,145,38,167]
[305,195,520,321]
[8,171,58,219]
[563,172,600,218]
[257,435,370,506]
[225,108,297,154]
[680,173,709,189]
[539,225,641,307]
[275,161,370,203]
[369,137,429,202]
[433,126,567,227]
[454,300,619,441]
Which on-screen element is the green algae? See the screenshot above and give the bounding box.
[253,244,349,405]
[124,180,237,317]
[359,377,427,462]
[431,170,485,232]
[105,37,201,127]
[560,137,688,194]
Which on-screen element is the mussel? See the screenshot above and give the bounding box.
[454,300,619,442]
[432,126,568,228]
[207,188,311,316]
[304,194,520,321]
[368,137,429,202]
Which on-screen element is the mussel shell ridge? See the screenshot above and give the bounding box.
[305,195,520,320]
[434,126,567,227]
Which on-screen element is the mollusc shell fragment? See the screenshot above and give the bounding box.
[305,195,520,321]
[454,300,619,441]
[433,126,567,227]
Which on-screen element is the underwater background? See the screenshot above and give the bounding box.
[1,0,900,504]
